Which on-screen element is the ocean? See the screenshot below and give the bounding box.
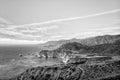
[0,44,40,64]
[0,45,61,78]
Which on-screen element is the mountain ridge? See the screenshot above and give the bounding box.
[39,34,120,50]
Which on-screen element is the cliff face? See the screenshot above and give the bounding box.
[39,50,58,58]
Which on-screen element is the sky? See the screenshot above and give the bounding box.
[0,0,120,44]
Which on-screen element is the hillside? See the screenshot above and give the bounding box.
[39,34,120,50]
[87,40,120,56]
[39,40,120,58]
[5,59,120,80]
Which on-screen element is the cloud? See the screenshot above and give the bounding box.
[0,28,40,40]
[0,9,120,44]
[71,26,120,39]
[9,24,59,32]
[35,25,58,31]
[20,9,120,26]
[0,38,44,44]
[0,24,59,41]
